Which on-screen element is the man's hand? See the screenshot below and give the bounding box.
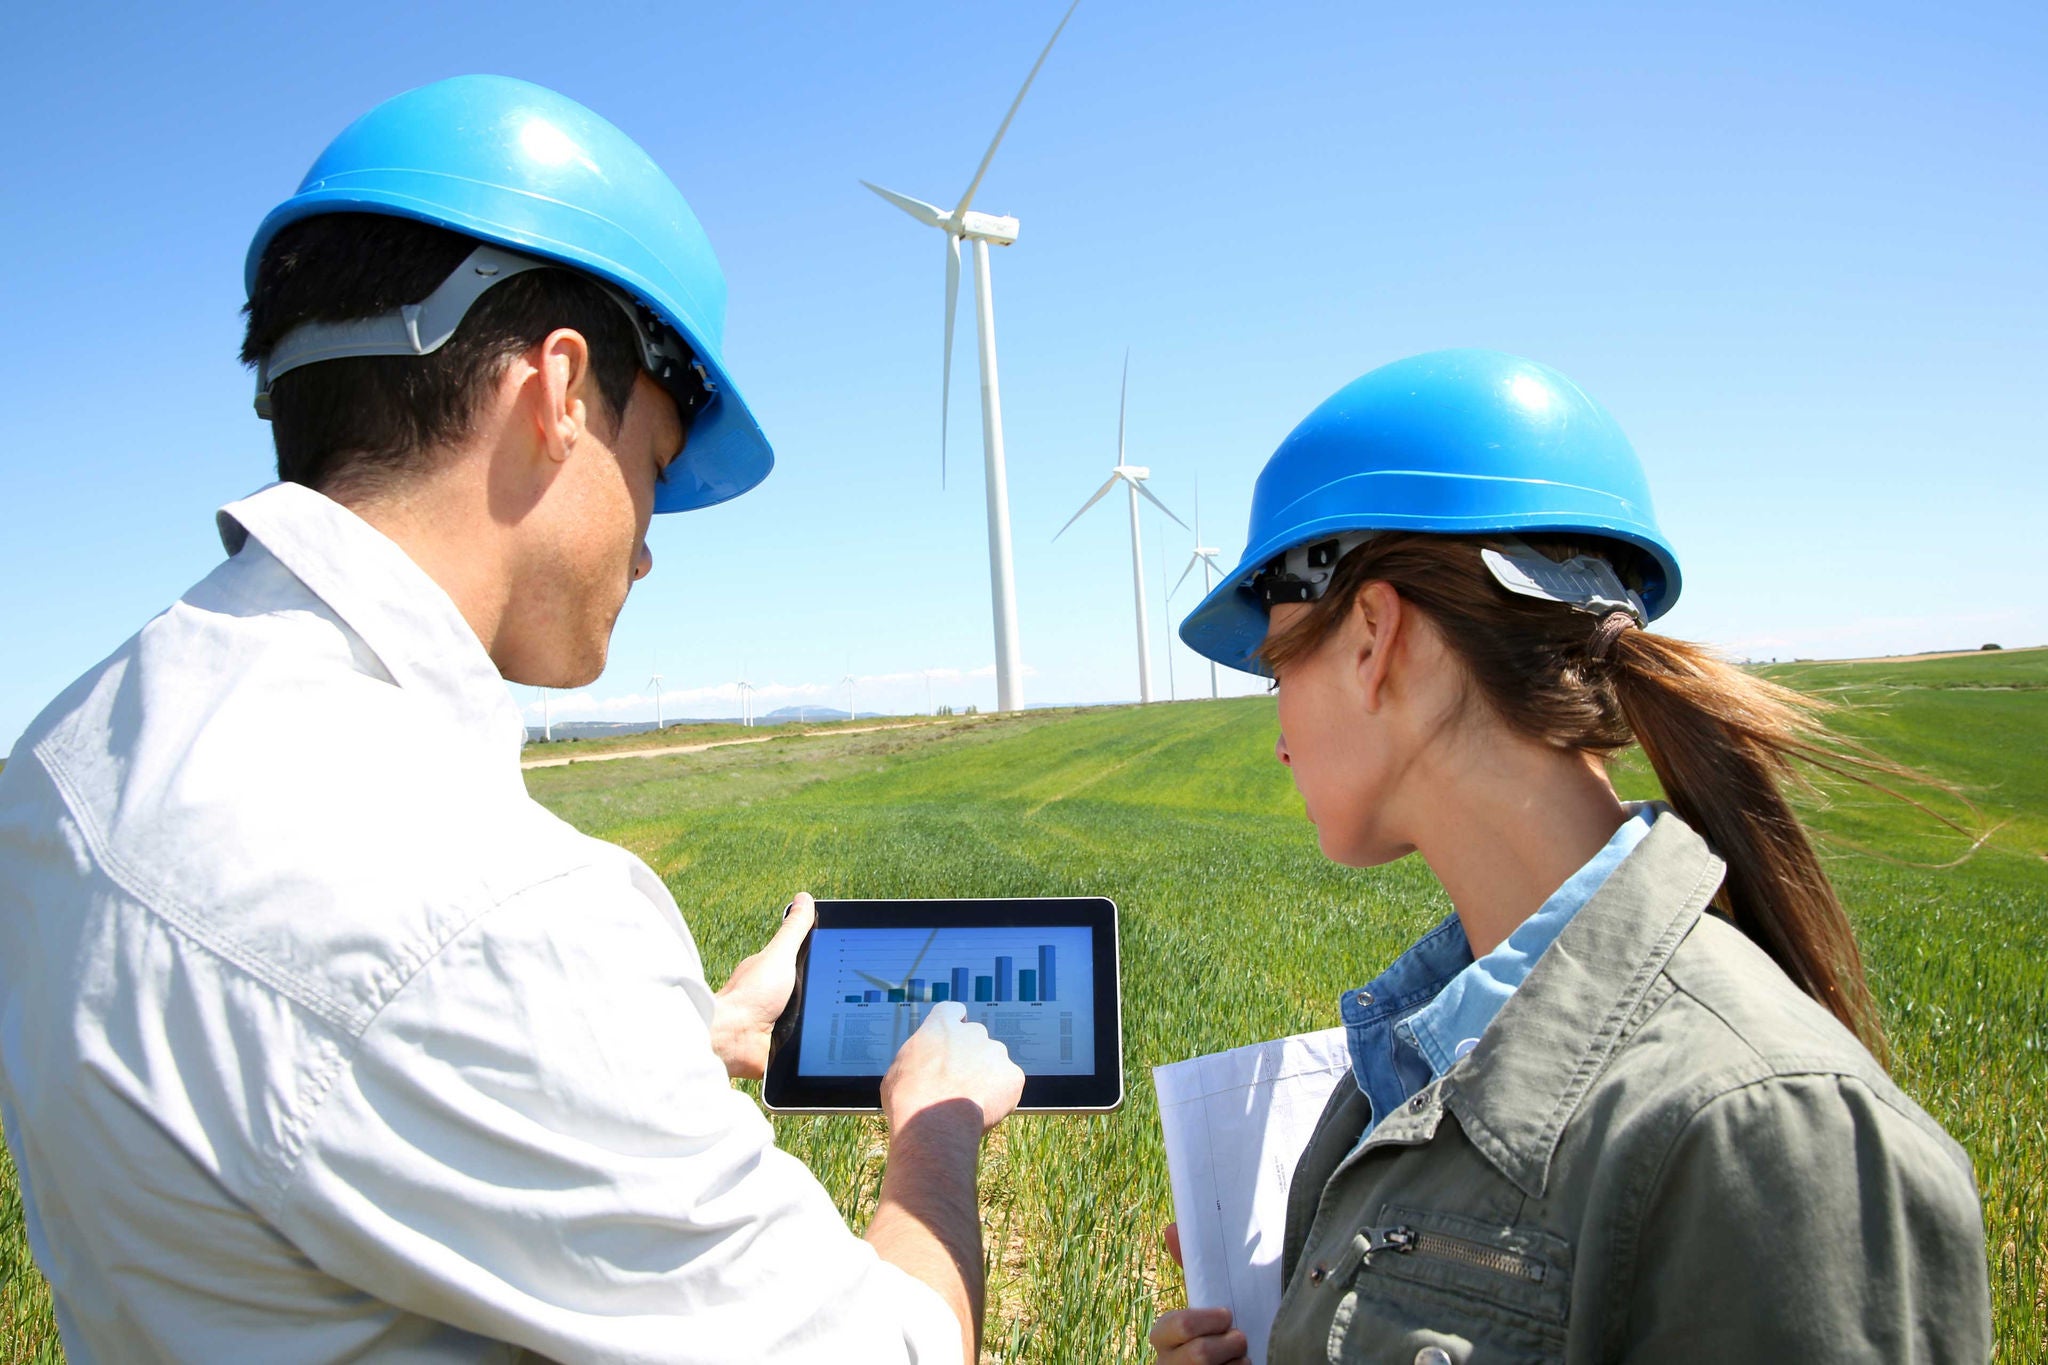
[880,1000,1025,1133]
[709,893,816,1080]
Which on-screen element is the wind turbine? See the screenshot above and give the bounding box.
[1159,538,1176,703]
[736,670,755,728]
[648,673,664,731]
[840,673,856,721]
[1054,352,1186,703]
[862,0,1081,716]
[1171,481,1227,700]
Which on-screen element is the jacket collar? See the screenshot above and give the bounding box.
[1437,807,1726,1199]
[216,482,527,766]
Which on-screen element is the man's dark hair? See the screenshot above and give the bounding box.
[241,214,643,497]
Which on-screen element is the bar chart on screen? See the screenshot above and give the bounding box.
[798,925,1095,1078]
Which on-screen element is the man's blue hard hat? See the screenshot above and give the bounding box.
[1179,349,1681,674]
[246,74,770,515]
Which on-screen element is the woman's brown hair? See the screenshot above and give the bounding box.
[1261,531,1889,1058]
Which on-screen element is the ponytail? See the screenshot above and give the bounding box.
[1261,532,1907,1060]
[1605,630,1884,1055]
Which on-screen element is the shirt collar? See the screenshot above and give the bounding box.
[216,482,527,764]
[1401,808,1654,1076]
[1439,806,1726,1198]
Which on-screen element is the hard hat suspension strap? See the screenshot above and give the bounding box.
[254,243,714,427]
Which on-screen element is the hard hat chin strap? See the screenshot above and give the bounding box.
[253,243,715,424]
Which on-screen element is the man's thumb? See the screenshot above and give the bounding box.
[774,893,817,947]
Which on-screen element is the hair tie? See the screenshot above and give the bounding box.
[1589,610,1635,662]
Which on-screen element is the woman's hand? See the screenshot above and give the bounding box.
[1149,1222,1249,1364]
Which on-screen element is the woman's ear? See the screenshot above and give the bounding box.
[1351,580,1403,713]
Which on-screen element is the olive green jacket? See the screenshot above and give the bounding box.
[1271,810,1990,1363]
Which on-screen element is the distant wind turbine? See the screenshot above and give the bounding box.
[1171,481,1226,700]
[648,673,664,731]
[1054,352,1186,703]
[1159,537,1176,702]
[840,673,856,722]
[862,0,1082,715]
[736,670,756,728]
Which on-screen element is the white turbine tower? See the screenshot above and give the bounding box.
[1171,481,1227,700]
[840,673,856,722]
[737,679,756,728]
[1054,353,1187,703]
[648,673,664,731]
[1159,537,1176,703]
[862,0,1081,716]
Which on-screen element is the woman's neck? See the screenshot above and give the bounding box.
[1407,738,1631,959]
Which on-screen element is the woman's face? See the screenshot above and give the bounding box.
[1267,590,1460,868]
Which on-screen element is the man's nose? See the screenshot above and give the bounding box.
[1274,733,1291,768]
[633,544,654,582]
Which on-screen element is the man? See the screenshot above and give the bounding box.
[0,75,1022,1363]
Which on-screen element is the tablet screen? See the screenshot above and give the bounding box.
[763,897,1123,1113]
[796,925,1096,1077]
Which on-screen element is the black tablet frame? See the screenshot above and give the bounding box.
[761,896,1123,1114]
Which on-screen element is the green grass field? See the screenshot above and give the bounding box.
[3,649,2043,1360]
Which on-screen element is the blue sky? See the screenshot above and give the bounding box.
[4,0,2043,743]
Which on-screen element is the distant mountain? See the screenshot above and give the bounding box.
[526,709,891,742]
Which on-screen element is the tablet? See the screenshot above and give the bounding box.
[762,897,1123,1114]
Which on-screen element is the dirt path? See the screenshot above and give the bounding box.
[1807,644,2044,666]
[520,719,955,770]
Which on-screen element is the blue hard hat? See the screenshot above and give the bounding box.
[247,75,770,515]
[1179,348,1681,674]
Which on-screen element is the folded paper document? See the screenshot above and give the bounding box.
[1153,1029,1351,1365]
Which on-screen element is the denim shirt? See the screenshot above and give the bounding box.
[1342,808,1652,1139]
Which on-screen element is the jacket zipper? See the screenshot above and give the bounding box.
[1355,1224,1546,1283]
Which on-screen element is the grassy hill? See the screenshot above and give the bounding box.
[4,652,2043,1360]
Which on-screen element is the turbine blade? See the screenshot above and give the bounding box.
[953,0,1082,218]
[862,180,948,228]
[1133,477,1189,529]
[942,234,960,488]
[1117,348,1129,466]
[1053,473,1120,540]
[1172,554,1202,597]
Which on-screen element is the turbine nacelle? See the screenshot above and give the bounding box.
[958,211,1020,244]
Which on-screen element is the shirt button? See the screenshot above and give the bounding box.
[1415,1349,1455,1365]
[1308,1262,1328,1284]
[1356,990,1374,1007]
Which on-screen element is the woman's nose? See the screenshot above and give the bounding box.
[1274,733,1291,768]
[633,544,654,582]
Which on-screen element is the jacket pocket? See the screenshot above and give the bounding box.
[1324,1205,1570,1364]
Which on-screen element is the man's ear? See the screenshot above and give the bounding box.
[1351,580,1403,713]
[533,327,593,463]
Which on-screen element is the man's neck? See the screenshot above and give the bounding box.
[327,462,514,666]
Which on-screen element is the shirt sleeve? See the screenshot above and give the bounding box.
[1620,1072,1990,1364]
[268,860,962,1365]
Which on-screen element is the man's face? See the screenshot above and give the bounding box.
[509,371,684,688]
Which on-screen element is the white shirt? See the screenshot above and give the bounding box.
[0,483,960,1364]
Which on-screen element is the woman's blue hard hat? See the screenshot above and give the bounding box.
[246,74,770,515]
[1179,348,1682,674]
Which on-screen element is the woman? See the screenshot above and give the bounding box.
[1150,350,1989,1363]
